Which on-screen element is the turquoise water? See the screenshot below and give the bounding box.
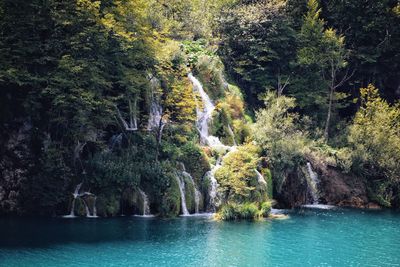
[1,208,400,267]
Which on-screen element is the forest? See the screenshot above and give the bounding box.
[1,0,400,220]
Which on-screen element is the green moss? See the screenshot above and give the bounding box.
[179,142,210,185]
[262,168,274,199]
[183,174,196,213]
[160,174,181,217]
[96,194,120,217]
[260,201,272,217]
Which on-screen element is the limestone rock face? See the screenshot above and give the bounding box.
[274,168,309,209]
[275,156,378,209]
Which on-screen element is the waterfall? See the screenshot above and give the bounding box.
[189,73,230,150]
[147,76,163,131]
[82,198,91,217]
[116,100,138,131]
[182,171,201,214]
[175,174,189,216]
[188,73,239,211]
[93,196,97,217]
[158,122,166,144]
[65,183,82,218]
[138,189,151,216]
[306,162,320,204]
[255,170,267,186]
[189,73,214,144]
[63,183,98,218]
[205,159,221,212]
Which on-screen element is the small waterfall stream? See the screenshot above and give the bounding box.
[182,171,201,214]
[301,162,335,209]
[204,158,222,212]
[255,170,267,186]
[63,183,98,218]
[175,174,190,216]
[138,189,153,217]
[66,183,82,217]
[189,73,215,145]
[189,73,239,211]
[306,162,320,204]
[116,100,138,131]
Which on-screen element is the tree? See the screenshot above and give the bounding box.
[349,85,400,181]
[297,0,352,140]
[215,144,260,202]
[218,0,297,107]
[348,85,400,201]
[253,92,309,189]
[323,0,400,100]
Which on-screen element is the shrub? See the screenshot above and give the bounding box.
[348,85,400,207]
[260,201,272,217]
[253,92,310,193]
[215,144,260,202]
[216,202,262,221]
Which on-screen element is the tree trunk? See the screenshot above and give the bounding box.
[324,86,334,141]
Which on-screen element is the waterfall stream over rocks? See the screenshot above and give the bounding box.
[302,162,335,209]
[175,174,189,216]
[136,189,154,217]
[63,183,98,218]
[189,74,267,212]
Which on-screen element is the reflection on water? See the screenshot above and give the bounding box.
[1,209,400,266]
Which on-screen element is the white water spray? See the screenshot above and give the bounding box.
[306,162,320,204]
[138,189,151,216]
[116,100,138,131]
[182,171,201,214]
[175,174,189,216]
[255,169,267,186]
[63,183,97,218]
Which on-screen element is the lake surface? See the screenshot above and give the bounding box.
[1,208,400,267]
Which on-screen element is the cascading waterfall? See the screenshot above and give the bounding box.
[255,169,267,186]
[205,158,222,212]
[116,100,138,131]
[65,183,82,217]
[175,174,189,216]
[63,183,98,218]
[82,198,91,217]
[306,162,320,204]
[302,163,335,209]
[189,73,228,150]
[189,73,238,211]
[182,170,201,214]
[188,73,214,145]
[138,189,151,216]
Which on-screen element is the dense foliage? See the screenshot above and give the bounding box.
[0,0,399,217]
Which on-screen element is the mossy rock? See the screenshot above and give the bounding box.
[96,194,120,217]
[160,174,181,217]
[179,143,210,185]
[183,173,196,213]
[262,168,273,199]
[121,189,142,215]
